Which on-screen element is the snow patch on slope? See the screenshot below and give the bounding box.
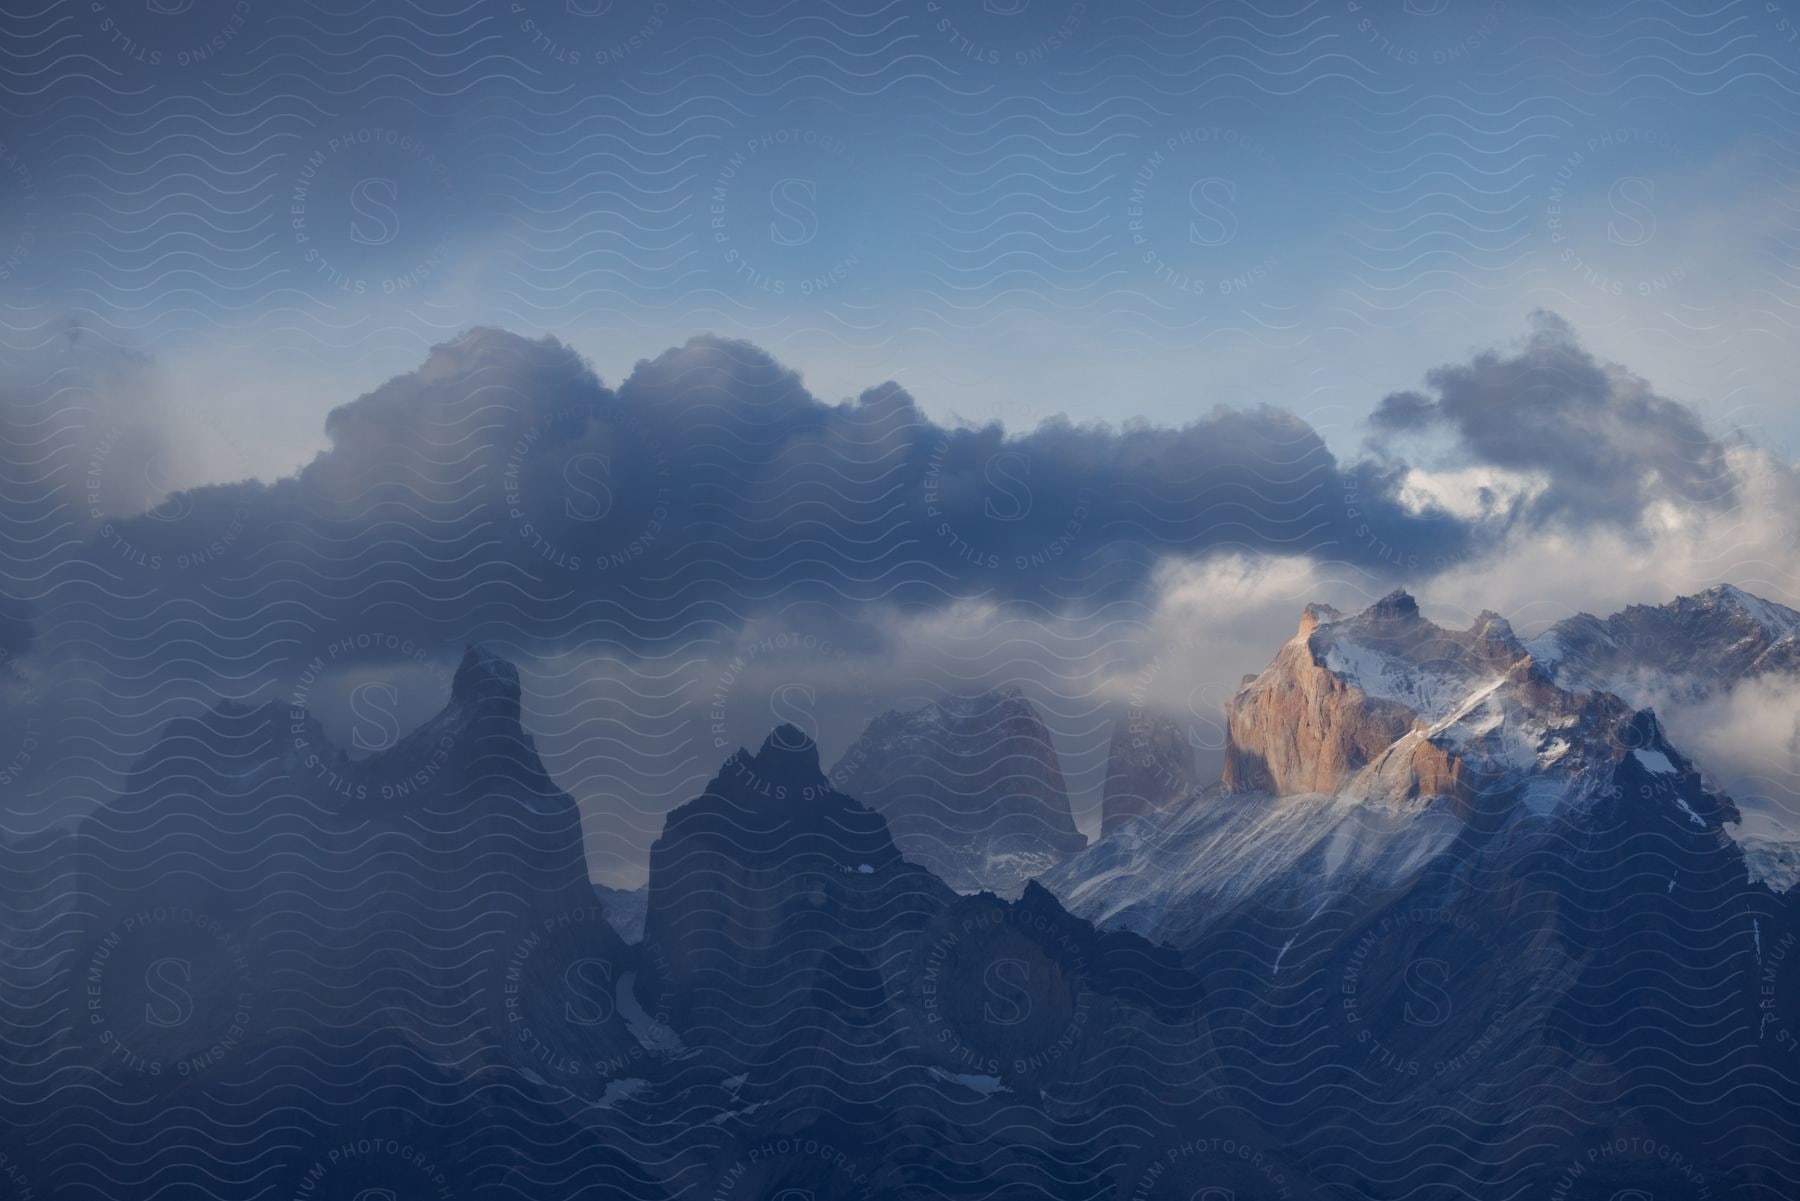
[1322,640,1476,724]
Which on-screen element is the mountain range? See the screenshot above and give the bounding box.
[1052,585,1792,938]
[827,688,1087,896]
[0,585,1794,1198]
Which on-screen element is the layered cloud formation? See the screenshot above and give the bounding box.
[1370,312,1740,528]
[0,315,1792,878]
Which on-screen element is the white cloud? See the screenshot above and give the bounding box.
[1417,443,1800,633]
[1397,465,1548,521]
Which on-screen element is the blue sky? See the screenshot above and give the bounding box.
[3,0,1799,483]
[4,1,1800,874]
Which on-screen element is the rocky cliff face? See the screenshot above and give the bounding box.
[1527,584,1800,888]
[635,724,1245,1197]
[828,689,1086,895]
[1058,588,1746,945]
[1100,714,1197,836]
[3,646,676,1201]
[1223,591,1530,805]
[1221,609,1417,796]
[64,645,667,1091]
[644,726,945,1045]
[8,628,1797,1201]
[1045,592,1795,1201]
[1530,583,1800,701]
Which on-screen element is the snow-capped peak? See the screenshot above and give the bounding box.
[1056,587,1762,947]
[1696,583,1800,639]
[1308,590,1528,724]
[1524,583,1800,701]
[1221,587,1749,842]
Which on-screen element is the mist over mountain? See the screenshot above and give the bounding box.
[4,589,1797,1198]
[9,0,1800,1190]
[828,688,1087,895]
[0,319,1797,1198]
[2,316,1793,877]
[1051,587,1767,936]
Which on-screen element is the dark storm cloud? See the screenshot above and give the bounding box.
[1368,311,1737,525]
[0,316,1773,846]
[0,315,1747,701]
[18,325,1471,659]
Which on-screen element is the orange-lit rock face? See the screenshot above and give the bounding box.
[1219,591,1699,829]
[1222,591,1551,811]
[1365,727,1476,819]
[1222,631,1419,796]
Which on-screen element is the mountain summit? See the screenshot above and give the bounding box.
[1529,583,1800,699]
[1039,586,1792,1200]
[12,607,1795,1201]
[829,688,1086,895]
[1054,587,1746,942]
[1224,588,1651,820]
[451,642,524,707]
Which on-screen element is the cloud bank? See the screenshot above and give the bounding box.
[1,315,1792,879]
